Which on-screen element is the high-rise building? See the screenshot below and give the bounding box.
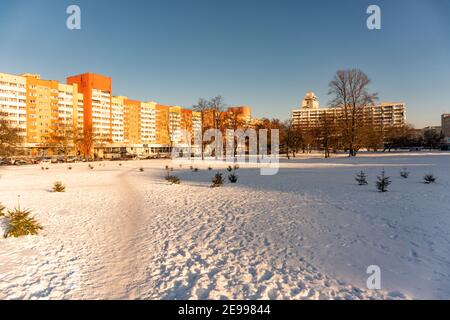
[67,73,113,143]
[0,72,27,141]
[442,114,450,137]
[291,91,406,129]
[1,72,86,155]
[111,96,125,143]
[442,114,450,146]
[140,101,157,144]
[2,70,258,157]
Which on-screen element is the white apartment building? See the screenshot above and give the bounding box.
[76,95,84,134]
[291,91,406,129]
[192,112,202,138]
[140,101,157,144]
[0,72,27,139]
[91,88,112,140]
[57,83,80,128]
[169,107,182,144]
[111,96,125,143]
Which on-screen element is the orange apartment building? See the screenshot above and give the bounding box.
[203,105,252,130]
[67,73,113,145]
[1,71,253,158]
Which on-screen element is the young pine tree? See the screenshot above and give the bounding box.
[228,173,238,183]
[355,171,368,185]
[376,170,391,192]
[211,173,224,187]
[423,173,437,184]
[400,168,410,179]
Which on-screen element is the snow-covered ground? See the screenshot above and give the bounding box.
[1,153,450,299]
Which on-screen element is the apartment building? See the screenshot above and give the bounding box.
[1,72,86,155]
[0,72,27,142]
[221,106,252,128]
[442,114,450,146]
[111,96,125,143]
[140,101,157,144]
[2,71,261,158]
[291,91,406,129]
[67,73,113,144]
[203,106,253,129]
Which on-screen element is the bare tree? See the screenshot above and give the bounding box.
[423,127,442,151]
[0,120,21,156]
[328,69,378,156]
[282,120,302,159]
[44,122,75,161]
[209,95,226,131]
[221,109,249,156]
[192,98,210,160]
[383,124,415,152]
[317,112,340,158]
[80,127,94,159]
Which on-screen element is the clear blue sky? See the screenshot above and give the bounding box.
[0,0,449,127]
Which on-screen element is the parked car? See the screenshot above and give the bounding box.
[40,158,52,164]
[15,160,29,166]
[66,157,77,163]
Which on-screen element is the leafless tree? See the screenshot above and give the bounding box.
[282,120,304,159]
[317,112,340,158]
[328,69,378,156]
[221,109,249,156]
[0,119,21,156]
[209,95,226,131]
[44,122,75,160]
[192,98,210,160]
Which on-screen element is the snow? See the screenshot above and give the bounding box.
[0,153,450,299]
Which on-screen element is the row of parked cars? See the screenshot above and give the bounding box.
[0,156,83,166]
[0,153,173,166]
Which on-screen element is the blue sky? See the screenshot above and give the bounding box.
[0,0,449,127]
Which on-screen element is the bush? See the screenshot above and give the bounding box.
[2,207,43,238]
[355,171,368,185]
[68,166,72,170]
[211,173,224,187]
[41,167,45,170]
[400,168,410,179]
[228,173,238,183]
[226,166,233,172]
[376,170,391,192]
[423,174,437,184]
[165,175,180,184]
[119,163,122,166]
[88,164,94,170]
[193,167,199,172]
[52,181,66,192]
[139,167,144,172]
[45,167,49,170]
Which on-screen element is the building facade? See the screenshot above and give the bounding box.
[1,71,257,157]
[67,73,113,144]
[442,114,450,146]
[0,72,27,142]
[291,91,406,130]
